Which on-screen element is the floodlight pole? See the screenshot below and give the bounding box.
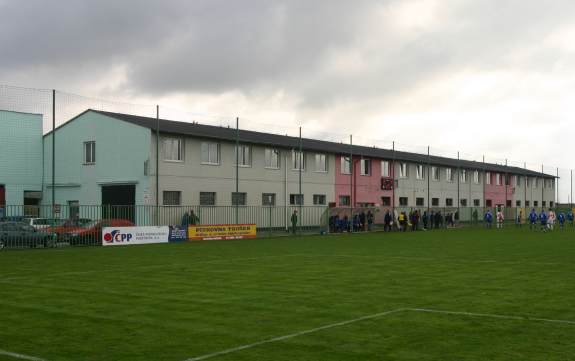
[392,141,395,217]
[541,164,545,209]
[236,117,239,224]
[298,126,302,233]
[427,146,430,218]
[52,90,55,218]
[571,169,573,210]
[156,105,160,226]
[556,167,559,207]
[349,135,353,232]
[457,151,460,213]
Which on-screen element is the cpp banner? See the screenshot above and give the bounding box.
[102,226,170,246]
[188,224,257,241]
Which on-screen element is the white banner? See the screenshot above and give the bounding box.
[102,226,169,246]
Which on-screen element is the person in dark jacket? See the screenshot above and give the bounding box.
[291,210,298,234]
[384,211,392,232]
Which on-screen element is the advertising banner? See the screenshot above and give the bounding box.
[168,225,188,242]
[102,226,169,246]
[188,224,257,241]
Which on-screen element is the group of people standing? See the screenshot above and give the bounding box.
[482,208,575,231]
[328,210,375,233]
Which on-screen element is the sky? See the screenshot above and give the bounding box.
[0,0,573,198]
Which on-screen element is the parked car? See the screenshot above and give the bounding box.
[62,219,134,245]
[22,218,65,230]
[0,222,56,249]
[46,218,92,239]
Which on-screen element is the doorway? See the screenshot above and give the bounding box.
[101,185,135,222]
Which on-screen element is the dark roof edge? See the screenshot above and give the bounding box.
[53,109,558,179]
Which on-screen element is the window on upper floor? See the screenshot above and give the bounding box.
[432,166,440,181]
[163,137,183,162]
[460,169,467,183]
[446,168,453,182]
[234,145,251,167]
[473,170,480,184]
[265,148,280,169]
[496,173,501,186]
[360,159,371,176]
[292,151,305,171]
[84,141,96,164]
[486,172,491,185]
[381,160,390,177]
[416,164,424,180]
[201,142,220,165]
[341,156,351,174]
[399,163,408,178]
[315,154,328,173]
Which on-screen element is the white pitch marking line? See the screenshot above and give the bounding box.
[0,348,46,361]
[183,308,405,361]
[407,308,575,326]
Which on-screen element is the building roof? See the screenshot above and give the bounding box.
[76,110,556,178]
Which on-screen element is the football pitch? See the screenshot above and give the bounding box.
[1,227,574,361]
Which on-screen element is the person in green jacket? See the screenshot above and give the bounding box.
[291,210,298,234]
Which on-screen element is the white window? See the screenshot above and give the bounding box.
[83,141,95,164]
[292,151,305,170]
[496,173,501,185]
[200,192,216,206]
[313,194,326,205]
[486,172,491,185]
[315,154,328,172]
[262,193,276,206]
[534,178,538,188]
[290,194,304,205]
[231,192,247,206]
[515,175,521,187]
[163,137,183,161]
[473,170,480,184]
[201,142,219,164]
[399,163,408,178]
[360,159,371,176]
[265,148,280,169]
[339,195,350,206]
[416,164,424,180]
[432,166,440,181]
[381,161,390,177]
[341,156,351,174]
[163,191,181,206]
[234,145,251,167]
[460,169,467,183]
[446,168,453,182]
[526,177,530,187]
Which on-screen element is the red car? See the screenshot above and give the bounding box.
[62,219,134,246]
[45,218,92,239]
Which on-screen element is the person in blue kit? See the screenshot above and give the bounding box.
[567,210,574,227]
[539,209,548,232]
[558,211,566,230]
[528,209,538,230]
[484,209,493,228]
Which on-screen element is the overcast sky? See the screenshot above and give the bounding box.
[1,0,573,195]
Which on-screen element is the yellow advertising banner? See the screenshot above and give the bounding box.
[188,224,257,241]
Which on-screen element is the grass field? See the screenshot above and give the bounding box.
[1,227,575,361]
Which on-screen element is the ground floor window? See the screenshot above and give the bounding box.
[399,197,408,206]
[432,198,439,206]
[526,200,530,207]
[486,199,492,207]
[506,200,512,207]
[290,194,304,206]
[163,191,181,206]
[339,195,350,206]
[445,198,453,207]
[416,197,424,206]
[460,199,467,207]
[534,201,538,207]
[313,194,326,205]
[381,197,391,206]
[200,192,216,206]
[232,192,247,206]
[516,200,521,207]
[473,199,480,207]
[262,193,276,206]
